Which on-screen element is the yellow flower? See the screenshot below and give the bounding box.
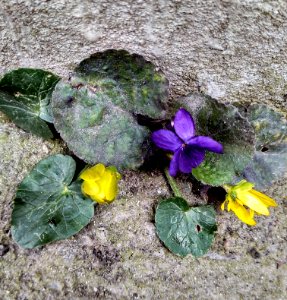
[79,163,121,204]
[221,180,277,226]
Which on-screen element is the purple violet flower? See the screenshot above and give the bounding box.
[151,108,223,176]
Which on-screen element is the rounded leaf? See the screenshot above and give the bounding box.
[155,197,217,257]
[51,50,169,170]
[0,68,60,138]
[11,154,94,248]
[238,104,287,188]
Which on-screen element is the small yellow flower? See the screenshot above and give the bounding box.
[221,180,277,226]
[79,163,121,204]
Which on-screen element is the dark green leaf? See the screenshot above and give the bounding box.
[237,104,287,189]
[155,197,217,257]
[177,93,256,186]
[11,154,94,248]
[51,50,169,170]
[0,68,60,138]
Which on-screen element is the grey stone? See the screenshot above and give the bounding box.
[0,0,287,299]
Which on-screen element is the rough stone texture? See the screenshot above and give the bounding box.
[0,0,287,299]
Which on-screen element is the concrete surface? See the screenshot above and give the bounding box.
[0,0,287,299]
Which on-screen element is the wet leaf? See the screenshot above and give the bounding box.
[155,197,217,257]
[237,104,287,189]
[0,68,60,139]
[177,93,256,186]
[11,154,94,248]
[51,50,169,170]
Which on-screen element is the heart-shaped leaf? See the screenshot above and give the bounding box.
[0,68,60,139]
[176,93,256,186]
[155,197,217,257]
[237,104,287,189]
[11,154,94,248]
[51,49,169,170]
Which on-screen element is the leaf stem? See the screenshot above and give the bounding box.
[164,168,183,198]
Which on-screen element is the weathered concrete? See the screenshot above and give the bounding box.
[0,0,287,299]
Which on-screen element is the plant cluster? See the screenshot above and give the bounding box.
[0,50,286,256]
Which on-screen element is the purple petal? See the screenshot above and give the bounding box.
[174,108,196,142]
[169,150,181,176]
[178,147,205,173]
[188,136,223,154]
[151,129,182,152]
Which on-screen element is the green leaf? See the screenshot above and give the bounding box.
[155,197,217,257]
[51,49,169,170]
[11,154,94,249]
[0,68,60,139]
[237,104,287,189]
[177,93,256,186]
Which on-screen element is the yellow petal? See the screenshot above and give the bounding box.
[237,180,247,185]
[96,183,106,201]
[90,194,107,204]
[233,180,254,192]
[101,170,118,201]
[221,201,226,211]
[229,201,256,226]
[82,181,100,196]
[237,191,269,215]
[226,195,232,211]
[79,169,96,181]
[235,197,244,206]
[227,201,231,211]
[106,179,118,201]
[80,164,105,181]
[80,163,120,204]
[249,189,277,207]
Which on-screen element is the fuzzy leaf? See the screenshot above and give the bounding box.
[51,50,169,170]
[237,104,287,188]
[0,68,60,138]
[11,154,94,248]
[155,197,217,257]
[177,93,256,186]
